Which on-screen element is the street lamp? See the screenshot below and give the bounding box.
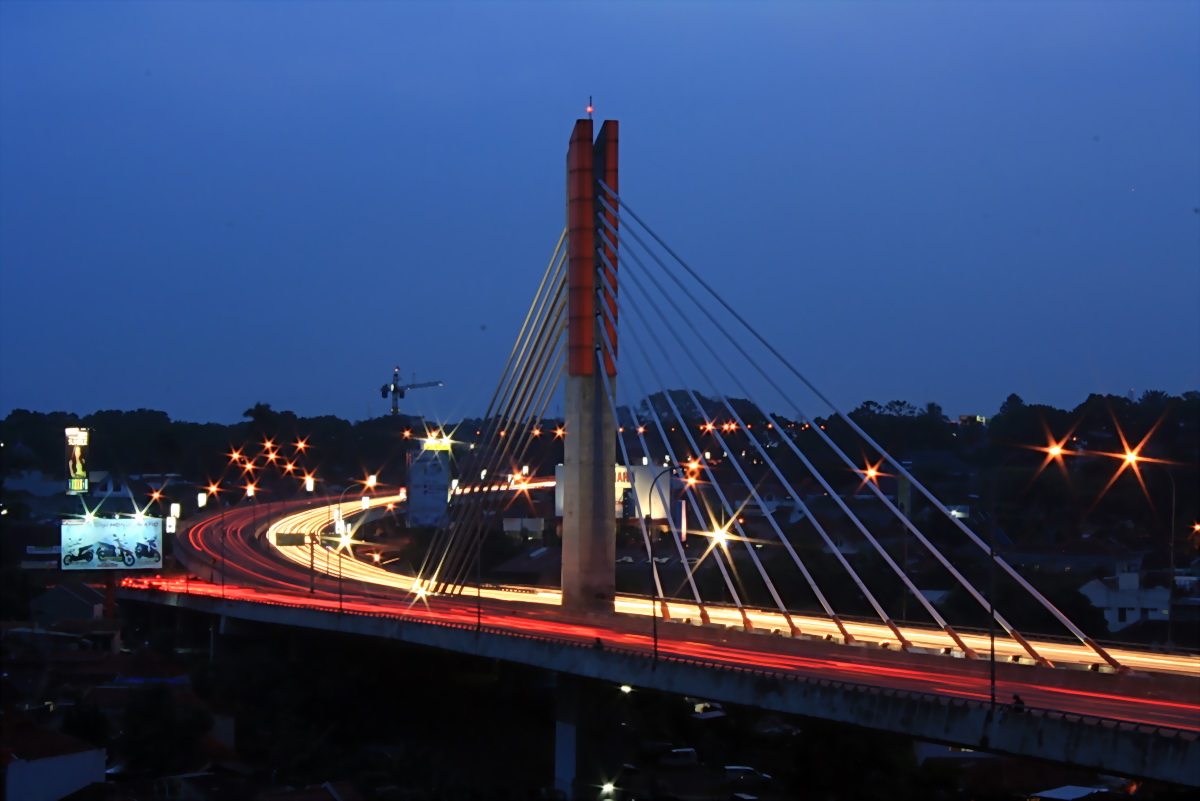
[321,478,373,597]
[305,474,317,593]
[336,526,353,613]
[202,483,224,594]
[645,466,679,667]
[1121,450,1180,650]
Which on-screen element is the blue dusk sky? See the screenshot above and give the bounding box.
[2,1,1197,425]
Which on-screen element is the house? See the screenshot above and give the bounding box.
[31,582,104,625]
[1077,573,1168,632]
[0,712,107,801]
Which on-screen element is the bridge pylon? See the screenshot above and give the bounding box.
[561,118,619,613]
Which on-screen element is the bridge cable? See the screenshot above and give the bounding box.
[590,283,709,618]
[441,352,567,593]
[596,211,903,642]
[598,184,1111,667]
[418,240,567,593]
[600,227,873,641]
[418,289,563,592]
[598,193,994,655]
[430,311,565,594]
[596,241,801,634]
[432,291,566,592]
[603,227,862,641]
[415,235,565,586]
[590,309,669,613]
[590,249,752,627]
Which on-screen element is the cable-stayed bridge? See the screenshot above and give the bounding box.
[121,119,1199,789]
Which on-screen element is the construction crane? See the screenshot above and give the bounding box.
[380,367,443,416]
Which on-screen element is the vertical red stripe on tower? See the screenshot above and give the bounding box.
[594,120,618,376]
[566,120,595,376]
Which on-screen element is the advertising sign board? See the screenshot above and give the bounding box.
[60,518,162,570]
[65,427,90,494]
[408,450,450,527]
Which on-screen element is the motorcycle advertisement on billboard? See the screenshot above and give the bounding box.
[60,518,162,570]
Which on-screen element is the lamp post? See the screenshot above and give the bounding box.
[305,474,317,593]
[324,477,374,603]
[200,484,221,595]
[1121,452,1179,650]
[1164,467,1177,651]
[989,525,997,708]
[338,524,346,613]
[207,483,226,596]
[476,535,482,635]
[646,466,678,667]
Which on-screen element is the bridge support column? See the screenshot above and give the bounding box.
[561,118,618,613]
[553,672,579,799]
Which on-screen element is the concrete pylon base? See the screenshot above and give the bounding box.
[561,373,616,613]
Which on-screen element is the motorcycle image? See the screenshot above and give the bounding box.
[135,540,161,561]
[95,541,136,567]
[62,544,94,567]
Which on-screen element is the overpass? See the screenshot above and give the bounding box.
[119,499,1200,787]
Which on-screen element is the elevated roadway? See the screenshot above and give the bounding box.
[121,499,1200,786]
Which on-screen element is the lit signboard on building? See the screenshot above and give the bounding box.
[60,517,162,570]
[65,427,90,495]
[553,464,675,519]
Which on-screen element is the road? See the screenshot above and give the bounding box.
[142,498,1200,732]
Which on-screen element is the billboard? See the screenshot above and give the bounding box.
[60,518,162,570]
[408,450,450,527]
[65,427,90,495]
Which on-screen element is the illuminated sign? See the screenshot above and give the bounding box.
[554,465,676,519]
[422,437,452,451]
[65,427,90,495]
[60,517,162,570]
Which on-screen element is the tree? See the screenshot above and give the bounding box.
[242,402,281,440]
[998,393,1025,416]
